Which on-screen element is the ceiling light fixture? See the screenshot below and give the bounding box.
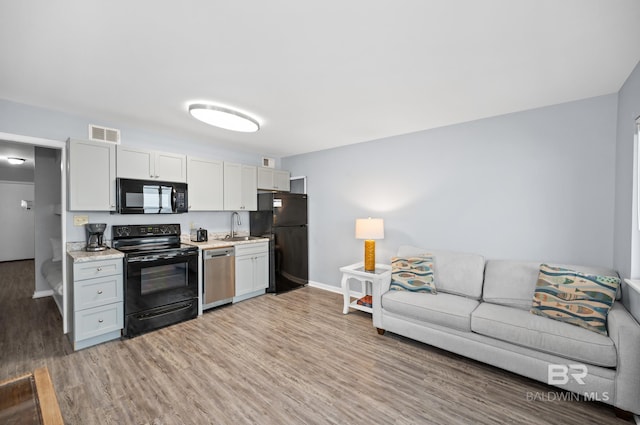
[188,104,260,133]
[7,157,26,165]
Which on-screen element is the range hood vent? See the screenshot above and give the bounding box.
[89,124,121,144]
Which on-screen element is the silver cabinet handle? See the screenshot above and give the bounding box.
[97,290,103,294]
[97,267,103,272]
[98,318,104,323]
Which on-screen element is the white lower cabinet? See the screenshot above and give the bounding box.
[70,257,123,350]
[234,242,268,302]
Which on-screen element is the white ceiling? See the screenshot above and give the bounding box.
[1,1,639,158]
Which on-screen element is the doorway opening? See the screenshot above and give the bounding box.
[0,132,68,333]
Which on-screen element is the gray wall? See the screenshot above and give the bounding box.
[283,95,618,288]
[0,181,34,261]
[614,60,640,279]
[0,98,262,244]
[0,98,264,164]
[0,163,34,182]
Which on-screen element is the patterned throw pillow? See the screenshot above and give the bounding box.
[530,264,620,335]
[390,256,437,294]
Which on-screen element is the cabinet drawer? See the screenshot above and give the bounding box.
[74,303,123,341]
[73,258,122,281]
[234,242,268,257]
[74,274,123,310]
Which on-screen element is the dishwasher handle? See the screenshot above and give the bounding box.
[204,248,234,260]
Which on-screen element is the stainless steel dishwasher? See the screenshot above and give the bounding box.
[202,247,235,310]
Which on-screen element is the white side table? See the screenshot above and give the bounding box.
[340,262,391,314]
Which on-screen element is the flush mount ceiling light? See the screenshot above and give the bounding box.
[7,157,26,165]
[188,104,260,133]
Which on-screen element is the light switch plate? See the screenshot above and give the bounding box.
[73,215,89,226]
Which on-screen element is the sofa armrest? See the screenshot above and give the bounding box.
[607,302,640,414]
[372,273,391,329]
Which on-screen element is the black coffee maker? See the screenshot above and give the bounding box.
[85,223,107,252]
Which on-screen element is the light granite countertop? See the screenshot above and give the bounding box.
[180,235,269,250]
[67,247,124,263]
[65,233,269,261]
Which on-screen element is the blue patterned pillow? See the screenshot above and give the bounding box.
[530,264,619,335]
[390,256,437,294]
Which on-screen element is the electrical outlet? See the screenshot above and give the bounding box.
[73,215,89,226]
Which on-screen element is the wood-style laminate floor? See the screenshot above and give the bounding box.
[0,260,631,424]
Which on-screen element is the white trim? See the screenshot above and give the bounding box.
[0,132,65,149]
[290,175,307,194]
[308,280,342,293]
[624,278,640,294]
[33,289,54,298]
[0,180,34,185]
[308,280,365,299]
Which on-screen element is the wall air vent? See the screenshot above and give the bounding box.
[89,124,121,144]
[262,157,275,168]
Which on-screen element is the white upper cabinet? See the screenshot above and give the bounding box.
[68,138,116,211]
[257,167,290,192]
[223,162,257,211]
[187,156,224,211]
[116,146,186,182]
[241,164,258,211]
[274,170,291,192]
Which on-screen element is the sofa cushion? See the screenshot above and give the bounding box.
[530,264,619,336]
[396,246,485,299]
[471,303,616,367]
[390,256,437,293]
[483,260,620,310]
[382,290,479,332]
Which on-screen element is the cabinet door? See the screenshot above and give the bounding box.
[156,151,187,182]
[274,170,291,192]
[68,139,116,211]
[241,165,257,211]
[223,162,242,210]
[257,167,273,190]
[116,146,154,179]
[187,157,223,210]
[235,255,254,297]
[253,251,269,291]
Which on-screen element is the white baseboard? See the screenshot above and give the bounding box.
[308,280,342,293]
[307,280,364,298]
[32,289,53,299]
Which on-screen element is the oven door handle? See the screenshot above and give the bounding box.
[135,301,194,321]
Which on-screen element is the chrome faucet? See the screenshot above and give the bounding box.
[230,211,241,238]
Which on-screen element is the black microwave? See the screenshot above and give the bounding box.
[116,178,188,214]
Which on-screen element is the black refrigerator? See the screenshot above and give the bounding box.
[250,193,308,294]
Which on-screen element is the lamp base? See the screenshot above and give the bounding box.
[364,240,376,272]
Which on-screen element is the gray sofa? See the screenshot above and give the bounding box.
[372,246,640,416]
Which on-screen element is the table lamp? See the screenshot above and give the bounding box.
[355,218,384,272]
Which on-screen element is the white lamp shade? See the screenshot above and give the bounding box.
[355,218,384,240]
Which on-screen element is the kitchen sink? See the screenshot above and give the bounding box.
[217,236,264,242]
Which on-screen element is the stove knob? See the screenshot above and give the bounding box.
[118,226,130,237]
[159,225,168,234]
